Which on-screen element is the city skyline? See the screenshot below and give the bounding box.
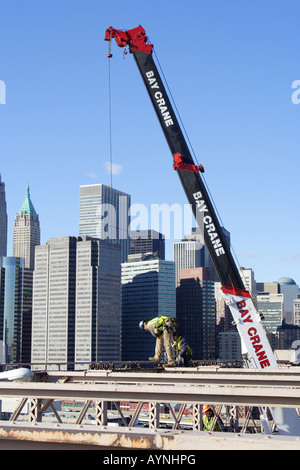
[1,176,300,365]
[1,1,300,284]
[1,173,300,287]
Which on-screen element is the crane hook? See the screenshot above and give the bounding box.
[107,39,113,58]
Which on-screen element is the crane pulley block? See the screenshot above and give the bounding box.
[105,26,153,54]
[173,153,205,173]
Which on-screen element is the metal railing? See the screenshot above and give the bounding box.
[0,367,300,434]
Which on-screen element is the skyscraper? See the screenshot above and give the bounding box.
[79,184,131,263]
[31,236,121,370]
[13,185,40,270]
[257,292,284,334]
[0,175,7,257]
[173,239,202,285]
[121,254,176,361]
[0,257,33,364]
[174,227,231,285]
[75,237,121,365]
[278,277,299,325]
[130,229,165,260]
[239,267,257,301]
[32,237,77,369]
[176,267,216,360]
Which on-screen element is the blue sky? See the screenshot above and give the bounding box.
[1,0,300,284]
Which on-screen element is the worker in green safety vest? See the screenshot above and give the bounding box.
[202,405,223,432]
[172,332,194,367]
[139,316,178,367]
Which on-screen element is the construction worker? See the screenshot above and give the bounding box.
[172,332,193,367]
[202,405,223,432]
[139,316,178,367]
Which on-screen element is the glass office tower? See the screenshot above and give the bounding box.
[176,267,216,360]
[0,257,32,364]
[121,254,176,361]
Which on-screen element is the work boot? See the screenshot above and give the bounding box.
[149,356,160,362]
[164,362,176,368]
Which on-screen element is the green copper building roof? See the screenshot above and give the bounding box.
[17,185,38,216]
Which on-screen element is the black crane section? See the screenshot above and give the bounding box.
[105,26,245,293]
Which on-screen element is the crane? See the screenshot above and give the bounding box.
[105,25,300,436]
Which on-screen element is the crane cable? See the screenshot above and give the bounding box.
[153,48,242,273]
[107,40,243,280]
[107,45,121,366]
[108,48,113,188]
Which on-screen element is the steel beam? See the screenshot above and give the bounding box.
[1,421,300,450]
[1,380,300,409]
[43,368,300,388]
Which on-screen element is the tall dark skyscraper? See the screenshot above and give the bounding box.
[176,267,216,360]
[0,257,33,364]
[130,230,165,260]
[121,255,175,361]
[0,175,8,257]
